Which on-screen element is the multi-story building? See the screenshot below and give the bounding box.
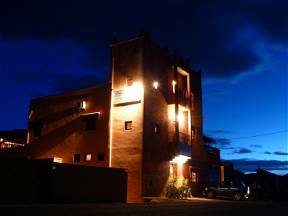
[25,33,210,202]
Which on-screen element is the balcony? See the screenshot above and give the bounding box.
[178,89,190,107]
[173,132,192,157]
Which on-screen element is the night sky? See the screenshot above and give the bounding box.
[0,0,287,174]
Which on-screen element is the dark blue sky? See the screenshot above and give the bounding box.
[0,0,287,174]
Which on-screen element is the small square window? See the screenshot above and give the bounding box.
[85,153,92,161]
[125,121,132,130]
[74,154,81,162]
[97,152,105,161]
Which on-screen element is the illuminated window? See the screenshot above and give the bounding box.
[53,157,63,163]
[191,171,199,183]
[85,153,92,161]
[154,124,160,134]
[125,121,132,130]
[78,101,86,111]
[74,154,81,162]
[127,78,134,86]
[97,152,105,161]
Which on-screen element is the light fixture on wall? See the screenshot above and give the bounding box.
[123,82,144,102]
[170,154,190,164]
[172,80,176,93]
[153,81,159,89]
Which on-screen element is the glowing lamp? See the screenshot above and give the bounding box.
[153,81,159,89]
[172,80,176,93]
[123,82,144,102]
[170,154,190,164]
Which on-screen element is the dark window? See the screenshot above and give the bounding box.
[97,152,105,161]
[154,124,160,134]
[125,121,132,130]
[74,154,81,162]
[82,113,100,131]
[31,119,43,138]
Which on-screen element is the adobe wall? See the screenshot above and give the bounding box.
[141,40,171,197]
[27,85,111,167]
[110,37,145,202]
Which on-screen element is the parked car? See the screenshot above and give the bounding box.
[203,181,249,201]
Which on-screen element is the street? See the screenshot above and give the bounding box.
[0,198,286,216]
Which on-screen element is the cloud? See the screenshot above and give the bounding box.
[16,70,105,94]
[274,151,288,156]
[250,144,262,148]
[46,73,104,92]
[203,135,217,145]
[1,38,108,96]
[222,159,288,174]
[234,148,252,154]
[207,130,232,134]
[215,138,231,149]
[0,0,287,81]
[204,136,234,150]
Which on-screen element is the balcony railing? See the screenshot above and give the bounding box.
[172,132,191,156]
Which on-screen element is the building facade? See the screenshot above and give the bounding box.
[26,34,210,202]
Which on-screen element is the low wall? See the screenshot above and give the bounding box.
[0,158,127,203]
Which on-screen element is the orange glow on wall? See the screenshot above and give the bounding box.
[170,155,190,187]
[177,112,185,125]
[114,82,144,105]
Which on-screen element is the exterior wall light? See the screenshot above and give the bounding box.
[170,154,191,187]
[123,82,144,102]
[170,154,190,164]
[153,81,159,89]
[172,80,176,93]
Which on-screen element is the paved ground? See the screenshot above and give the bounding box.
[0,198,286,216]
